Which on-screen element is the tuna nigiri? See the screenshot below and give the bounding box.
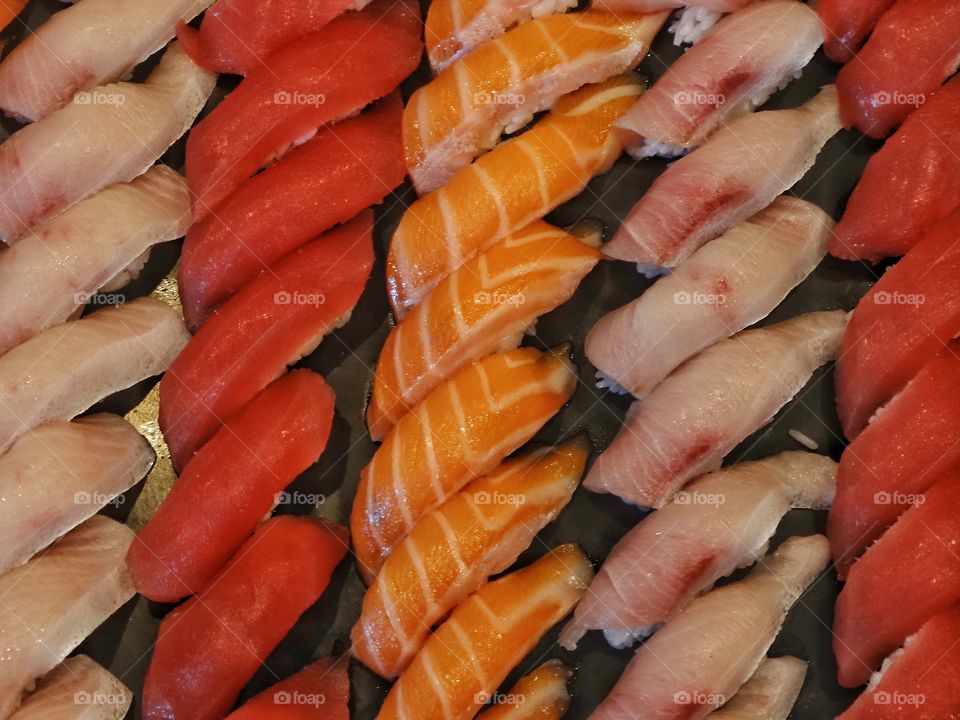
[142,517,348,720]
[605,86,841,268]
[0,43,214,243]
[376,545,593,720]
[616,0,823,157]
[10,656,132,720]
[352,441,587,679]
[587,197,831,398]
[368,220,599,440]
[480,661,572,719]
[585,311,846,508]
[563,452,835,649]
[160,214,372,471]
[589,535,829,720]
[351,346,576,579]
[709,657,807,720]
[389,75,642,317]
[405,11,666,193]
[224,656,349,720]
[818,0,895,64]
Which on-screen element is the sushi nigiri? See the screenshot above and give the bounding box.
[604,85,841,268]
[615,0,822,157]
[0,516,135,719]
[185,0,421,219]
[562,451,836,649]
[587,196,831,397]
[0,166,190,355]
[352,441,587,679]
[351,346,576,579]
[368,220,599,440]
[0,415,153,575]
[0,43,214,243]
[160,214,372,471]
[589,535,829,720]
[405,10,666,193]
[10,655,132,720]
[143,517,348,720]
[0,298,188,455]
[585,311,846,509]
[818,0,895,63]
[480,661,572,720]
[0,0,213,122]
[389,74,642,318]
[709,657,807,720]
[376,545,593,720]
[835,0,960,138]
[224,656,349,720]
[179,93,404,330]
[829,76,960,262]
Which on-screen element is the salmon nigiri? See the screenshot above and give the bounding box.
[224,657,349,720]
[405,11,666,193]
[481,661,573,719]
[368,220,599,440]
[376,545,593,720]
[388,74,642,318]
[10,655,132,720]
[352,441,587,678]
[818,0,894,63]
[710,657,807,720]
[351,345,576,579]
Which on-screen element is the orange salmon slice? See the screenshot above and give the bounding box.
[480,660,573,719]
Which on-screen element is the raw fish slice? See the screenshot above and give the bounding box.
[709,657,807,720]
[351,346,576,579]
[0,0,213,122]
[160,213,372,471]
[389,75,642,318]
[604,86,841,268]
[0,414,153,575]
[179,93,404,330]
[589,535,829,720]
[0,43,214,243]
[0,166,190,355]
[10,655,132,720]
[376,545,593,720]
[584,311,846,508]
[818,0,894,63]
[593,0,757,12]
[0,298,188,455]
[130,370,334,601]
[616,1,822,156]
[224,656,349,720]
[562,451,835,649]
[587,196,831,397]
[405,11,667,193]
[0,516,135,719]
[185,0,421,220]
[833,472,960,687]
[828,344,960,577]
[480,661,572,719]
[836,0,960,138]
[352,441,587,679]
[369,220,599,440]
[829,76,960,262]
[837,605,960,719]
[143,517,348,720]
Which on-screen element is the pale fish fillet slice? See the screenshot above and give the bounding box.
[0,0,214,122]
[587,196,832,398]
[588,535,829,720]
[0,516,135,720]
[0,42,215,243]
[0,166,190,355]
[9,655,132,720]
[0,414,154,574]
[584,310,847,508]
[708,656,807,719]
[0,297,189,454]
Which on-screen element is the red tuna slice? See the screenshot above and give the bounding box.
[835,0,960,138]
[160,212,373,471]
[835,212,960,438]
[837,604,960,718]
[828,343,960,578]
[180,93,403,331]
[830,77,960,262]
[142,516,348,720]
[185,0,421,219]
[224,656,349,719]
[819,0,894,64]
[129,370,335,602]
[834,471,960,687]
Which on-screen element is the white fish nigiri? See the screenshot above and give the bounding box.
[708,656,807,720]
[10,655,132,720]
[588,535,829,720]
[587,196,831,397]
[584,311,846,508]
[561,451,835,649]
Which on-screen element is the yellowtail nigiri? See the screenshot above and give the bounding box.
[709,656,807,720]
[10,655,132,720]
